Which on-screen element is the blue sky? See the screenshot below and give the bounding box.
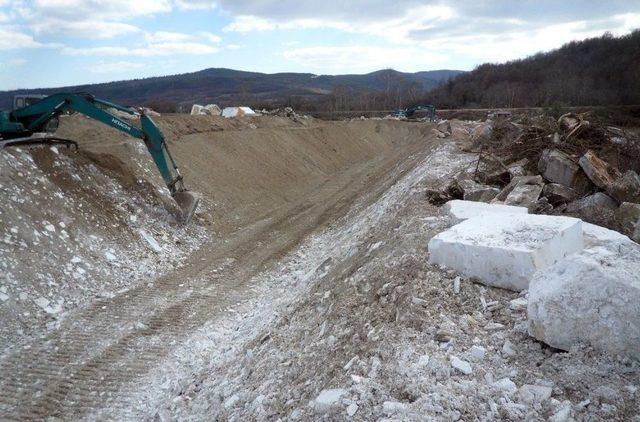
[1,0,639,90]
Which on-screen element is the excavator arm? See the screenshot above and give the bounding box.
[3,93,200,223]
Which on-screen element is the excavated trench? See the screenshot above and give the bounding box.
[0,115,439,419]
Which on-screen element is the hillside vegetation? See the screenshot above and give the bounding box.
[0,68,462,112]
[425,31,640,109]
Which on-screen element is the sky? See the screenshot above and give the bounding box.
[1,0,639,90]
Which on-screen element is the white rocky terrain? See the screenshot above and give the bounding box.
[0,115,638,421]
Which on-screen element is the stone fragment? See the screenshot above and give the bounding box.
[503,184,543,209]
[502,340,516,356]
[542,183,577,205]
[314,389,347,412]
[202,104,221,116]
[139,229,163,253]
[528,242,640,359]
[383,401,406,414]
[549,403,572,422]
[518,385,553,404]
[538,149,592,194]
[190,104,204,115]
[509,297,528,311]
[565,192,618,226]
[224,394,240,409]
[450,356,472,375]
[346,403,358,417]
[437,120,452,135]
[578,150,621,189]
[615,202,640,243]
[493,175,544,203]
[608,170,640,204]
[429,213,584,292]
[469,345,486,360]
[471,122,492,143]
[507,158,529,178]
[459,180,500,203]
[493,378,517,394]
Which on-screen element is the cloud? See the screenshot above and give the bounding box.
[0,28,54,50]
[87,61,145,74]
[174,0,216,10]
[63,40,219,57]
[284,45,445,73]
[31,19,140,39]
[62,29,221,56]
[0,58,28,69]
[22,0,171,38]
[32,0,172,20]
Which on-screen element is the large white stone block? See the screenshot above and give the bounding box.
[528,242,640,359]
[444,200,528,222]
[428,214,584,291]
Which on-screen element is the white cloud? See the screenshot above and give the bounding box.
[87,61,145,73]
[223,5,456,44]
[23,0,171,38]
[284,45,445,73]
[63,42,219,57]
[31,19,140,39]
[32,0,172,20]
[174,0,216,10]
[0,28,49,50]
[62,29,222,57]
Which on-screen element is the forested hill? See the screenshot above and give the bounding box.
[0,68,462,112]
[426,31,640,109]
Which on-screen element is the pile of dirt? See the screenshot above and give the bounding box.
[0,113,432,356]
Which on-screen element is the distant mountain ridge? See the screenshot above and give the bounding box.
[0,68,464,111]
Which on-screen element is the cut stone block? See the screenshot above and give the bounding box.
[579,150,621,190]
[542,183,577,205]
[538,149,592,194]
[528,242,640,359]
[566,192,618,226]
[608,170,640,203]
[459,180,500,203]
[503,183,543,209]
[615,202,640,243]
[493,175,544,203]
[429,213,584,291]
[443,200,528,222]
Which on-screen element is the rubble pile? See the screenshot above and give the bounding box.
[190,104,222,116]
[260,106,309,123]
[430,112,640,242]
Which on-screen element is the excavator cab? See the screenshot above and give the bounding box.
[14,94,48,110]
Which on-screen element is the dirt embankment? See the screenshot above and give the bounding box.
[0,114,435,412]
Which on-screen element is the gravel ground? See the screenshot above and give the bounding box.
[154,143,639,421]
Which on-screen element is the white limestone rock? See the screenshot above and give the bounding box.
[518,384,553,404]
[528,241,640,359]
[450,356,472,375]
[313,388,347,412]
[429,213,584,291]
[443,200,527,223]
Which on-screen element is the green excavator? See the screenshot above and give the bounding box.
[0,92,200,223]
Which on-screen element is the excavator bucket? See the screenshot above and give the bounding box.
[173,191,201,224]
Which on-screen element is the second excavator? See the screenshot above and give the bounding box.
[0,92,200,223]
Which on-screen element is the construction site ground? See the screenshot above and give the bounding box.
[0,114,637,421]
